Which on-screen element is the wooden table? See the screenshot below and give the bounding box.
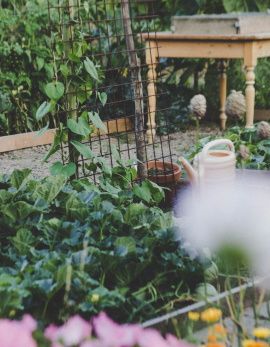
[142,32,270,144]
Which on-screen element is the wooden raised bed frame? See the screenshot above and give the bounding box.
[0,117,132,154]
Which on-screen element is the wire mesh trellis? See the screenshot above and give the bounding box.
[47,0,177,195]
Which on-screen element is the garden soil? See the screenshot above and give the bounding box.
[0,124,221,178]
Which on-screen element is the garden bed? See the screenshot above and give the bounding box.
[0,124,220,178]
[0,168,207,325]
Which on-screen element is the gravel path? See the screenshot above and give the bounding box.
[0,124,220,178]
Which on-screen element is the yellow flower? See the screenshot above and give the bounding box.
[243,339,255,347]
[188,311,200,321]
[91,293,100,303]
[253,328,270,339]
[201,308,222,323]
[243,340,269,347]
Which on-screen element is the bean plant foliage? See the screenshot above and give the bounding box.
[0,167,204,324]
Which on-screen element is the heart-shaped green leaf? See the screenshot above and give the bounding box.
[36,101,51,121]
[98,92,107,106]
[45,82,65,100]
[50,161,76,177]
[71,140,95,159]
[88,112,107,133]
[67,116,91,137]
[84,58,99,81]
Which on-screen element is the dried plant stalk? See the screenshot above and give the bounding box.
[120,0,147,178]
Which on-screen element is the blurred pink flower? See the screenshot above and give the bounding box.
[137,328,169,347]
[45,315,91,346]
[0,315,37,347]
[93,312,141,347]
[80,341,108,347]
[166,334,192,347]
[21,314,37,332]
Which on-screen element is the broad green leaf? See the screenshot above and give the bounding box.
[12,228,35,254]
[44,126,68,162]
[36,122,49,137]
[2,201,35,223]
[67,116,91,137]
[10,169,31,190]
[144,180,164,204]
[115,237,136,256]
[133,182,152,203]
[0,190,12,204]
[36,57,45,71]
[111,144,121,162]
[65,194,89,220]
[98,92,107,106]
[124,203,146,225]
[50,161,76,177]
[36,101,51,121]
[34,176,66,203]
[71,140,95,159]
[99,181,121,195]
[60,64,70,77]
[84,57,99,81]
[45,81,65,100]
[88,112,107,133]
[34,279,57,296]
[84,1,89,13]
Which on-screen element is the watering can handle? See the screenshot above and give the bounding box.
[202,139,235,160]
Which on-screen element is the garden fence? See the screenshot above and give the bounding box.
[47,0,176,185]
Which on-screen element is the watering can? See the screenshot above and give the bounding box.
[179,139,236,186]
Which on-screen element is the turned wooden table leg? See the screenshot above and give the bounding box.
[244,43,257,128]
[146,41,158,144]
[218,60,228,130]
[245,66,256,128]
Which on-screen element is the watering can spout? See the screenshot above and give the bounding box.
[179,157,198,185]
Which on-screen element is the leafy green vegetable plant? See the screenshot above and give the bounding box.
[0,168,204,324]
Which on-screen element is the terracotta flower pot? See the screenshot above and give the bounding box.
[146,160,181,185]
[146,160,182,208]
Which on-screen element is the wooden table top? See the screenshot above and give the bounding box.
[141,31,270,42]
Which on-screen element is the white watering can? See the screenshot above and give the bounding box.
[179,139,236,186]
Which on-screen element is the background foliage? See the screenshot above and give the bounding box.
[0,0,52,135]
[1,0,270,136]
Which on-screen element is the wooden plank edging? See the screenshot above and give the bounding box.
[0,117,132,154]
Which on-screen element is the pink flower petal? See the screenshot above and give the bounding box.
[21,315,37,333]
[0,319,37,347]
[137,328,168,347]
[45,315,91,346]
[93,312,141,347]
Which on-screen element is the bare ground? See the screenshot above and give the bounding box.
[0,124,221,178]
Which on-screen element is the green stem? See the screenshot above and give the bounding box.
[195,117,200,144]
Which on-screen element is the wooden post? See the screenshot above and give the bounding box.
[244,43,257,128]
[120,0,146,178]
[218,60,228,130]
[63,0,79,175]
[146,40,158,144]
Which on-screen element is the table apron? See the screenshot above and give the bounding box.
[157,40,244,59]
[153,40,270,60]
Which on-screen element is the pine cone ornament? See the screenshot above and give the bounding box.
[239,144,250,160]
[225,90,246,120]
[190,94,207,119]
[257,121,270,139]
